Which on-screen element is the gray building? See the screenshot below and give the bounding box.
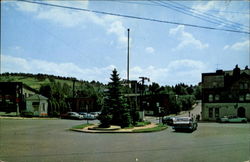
[26,94,48,117]
[202,65,250,121]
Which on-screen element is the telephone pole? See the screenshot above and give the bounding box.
[127,28,130,83]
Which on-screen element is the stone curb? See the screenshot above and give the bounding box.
[70,124,168,133]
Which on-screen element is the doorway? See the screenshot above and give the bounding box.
[237,107,246,117]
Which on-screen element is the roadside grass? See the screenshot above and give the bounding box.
[0,112,18,116]
[135,121,151,127]
[70,122,167,133]
[132,123,168,133]
[71,123,94,129]
[123,120,151,129]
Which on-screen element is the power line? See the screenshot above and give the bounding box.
[152,0,249,32]
[112,0,249,31]
[113,0,250,15]
[18,0,250,35]
[167,0,250,31]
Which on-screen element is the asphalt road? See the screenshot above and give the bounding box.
[0,119,249,162]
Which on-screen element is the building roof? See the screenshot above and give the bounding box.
[26,94,48,100]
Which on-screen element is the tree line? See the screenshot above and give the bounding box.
[1,72,201,118]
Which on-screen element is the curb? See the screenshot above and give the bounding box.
[70,129,134,133]
[70,124,168,134]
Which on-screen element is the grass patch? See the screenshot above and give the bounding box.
[135,121,151,127]
[71,123,94,129]
[0,112,18,116]
[132,124,167,133]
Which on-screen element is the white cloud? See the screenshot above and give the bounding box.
[107,21,128,46]
[2,54,116,83]
[145,47,155,54]
[36,8,85,27]
[9,46,21,51]
[124,59,208,85]
[192,1,217,12]
[223,45,229,50]
[192,1,249,30]
[11,1,127,47]
[2,55,208,85]
[15,1,39,12]
[169,25,209,50]
[224,40,250,51]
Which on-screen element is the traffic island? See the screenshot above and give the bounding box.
[70,123,168,133]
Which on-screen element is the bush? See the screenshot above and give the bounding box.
[120,111,131,128]
[52,111,60,117]
[131,111,140,124]
[97,113,112,128]
[21,110,33,117]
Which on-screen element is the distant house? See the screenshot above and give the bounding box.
[201,65,250,121]
[0,82,48,116]
[26,94,48,117]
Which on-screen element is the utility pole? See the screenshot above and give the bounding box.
[72,79,76,112]
[127,28,130,83]
[138,77,150,121]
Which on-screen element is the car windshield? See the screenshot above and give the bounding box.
[175,118,190,121]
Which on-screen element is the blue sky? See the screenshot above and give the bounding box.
[1,0,249,85]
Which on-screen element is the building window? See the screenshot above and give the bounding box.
[209,108,213,118]
[215,95,220,101]
[215,108,219,118]
[239,95,244,101]
[244,83,248,89]
[240,83,244,89]
[246,94,250,101]
[209,94,213,102]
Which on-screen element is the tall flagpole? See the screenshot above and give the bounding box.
[127,28,130,83]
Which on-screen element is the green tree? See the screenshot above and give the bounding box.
[98,69,131,128]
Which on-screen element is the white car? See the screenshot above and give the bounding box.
[220,116,247,123]
[172,117,198,132]
[83,113,96,120]
[90,112,101,118]
[61,112,84,120]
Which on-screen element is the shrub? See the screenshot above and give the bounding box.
[21,110,33,117]
[97,113,112,128]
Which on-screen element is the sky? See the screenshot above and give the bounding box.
[1,0,250,86]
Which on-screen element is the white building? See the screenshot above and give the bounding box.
[26,94,48,117]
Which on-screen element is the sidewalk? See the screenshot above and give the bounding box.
[0,116,59,120]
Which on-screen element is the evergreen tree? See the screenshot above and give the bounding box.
[98,69,131,128]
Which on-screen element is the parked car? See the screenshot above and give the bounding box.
[220,116,247,123]
[172,117,198,132]
[84,113,96,120]
[61,112,84,120]
[162,116,175,126]
[79,112,96,120]
[90,112,101,118]
[79,112,87,116]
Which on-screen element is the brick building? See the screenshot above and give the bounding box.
[201,65,250,121]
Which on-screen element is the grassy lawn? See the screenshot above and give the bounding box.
[0,112,18,116]
[135,121,151,127]
[123,121,151,129]
[71,123,94,129]
[132,124,168,133]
